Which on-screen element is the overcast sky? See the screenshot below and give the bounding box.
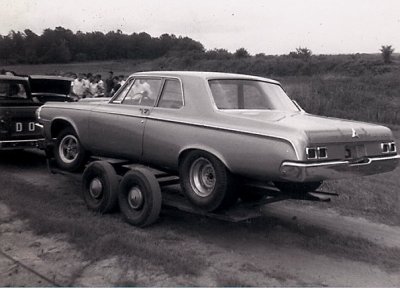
[1,0,399,55]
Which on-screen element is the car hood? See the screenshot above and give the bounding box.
[216,110,393,144]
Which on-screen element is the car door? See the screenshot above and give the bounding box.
[142,78,185,169]
[88,77,163,160]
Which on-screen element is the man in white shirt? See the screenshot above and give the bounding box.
[72,73,89,98]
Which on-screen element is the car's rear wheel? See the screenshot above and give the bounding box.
[179,151,238,212]
[274,181,322,194]
[118,168,162,227]
[82,161,119,213]
[54,127,87,171]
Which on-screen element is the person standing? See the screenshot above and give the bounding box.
[71,73,89,99]
[110,76,122,96]
[105,71,114,97]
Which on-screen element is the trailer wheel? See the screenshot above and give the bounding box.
[54,127,87,171]
[82,161,119,213]
[118,168,162,227]
[179,151,238,212]
[274,181,322,194]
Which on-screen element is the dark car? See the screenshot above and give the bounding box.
[0,74,74,150]
[29,75,75,103]
[0,75,43,149]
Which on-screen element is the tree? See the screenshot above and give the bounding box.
[289,47,312,60]
[380,45,394,64]
[234,47,250,58]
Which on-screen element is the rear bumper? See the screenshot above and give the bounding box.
[280,155,400,182]
[0,138,45,150]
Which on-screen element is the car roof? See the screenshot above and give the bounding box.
[131,71,280,84]
[0,75,28,81]
[29,75,73,81]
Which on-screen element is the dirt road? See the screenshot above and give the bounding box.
[1,150,400,286]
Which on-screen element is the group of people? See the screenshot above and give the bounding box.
[71,71,126,99]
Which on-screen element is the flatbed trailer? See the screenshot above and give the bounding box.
[47,156,337,227]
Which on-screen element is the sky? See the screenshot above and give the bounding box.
[0,0,399,55]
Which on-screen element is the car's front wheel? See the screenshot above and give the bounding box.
[179,151,238,212]
[54,127,87,171]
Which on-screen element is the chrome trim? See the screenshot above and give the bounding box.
[0,138,45,143]
[280,155,400,182]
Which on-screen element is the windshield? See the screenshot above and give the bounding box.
[209,79,299,112]
[0,81,29,100]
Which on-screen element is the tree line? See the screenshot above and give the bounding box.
[0,27,396,78]
[0,27,207,64]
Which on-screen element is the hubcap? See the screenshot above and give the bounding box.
[189,157,216,197]
[127,186,144,210]
[59,135,79,164]
[89,178,103,199]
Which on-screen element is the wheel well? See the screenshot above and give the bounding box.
[51,119,74,138]
[178,148,230,171]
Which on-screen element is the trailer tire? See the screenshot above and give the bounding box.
[82,161,119,213]
[118,168,162,227]
[54,127,87,172]
[179,151,238,212]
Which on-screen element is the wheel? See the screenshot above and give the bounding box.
[179,151,238,212]
[54,127,87,171]
[82,161,119,213]
[274,181,322,194]
[118,168,162,227]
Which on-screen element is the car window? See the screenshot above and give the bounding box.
[0,81,28,99]
[209,79,299,112]
[157,79,183,109]
[122,78,162,106]
[112,78,134,102]
[243,84,269,109]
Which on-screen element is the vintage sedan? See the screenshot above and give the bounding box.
[37,71,399,211]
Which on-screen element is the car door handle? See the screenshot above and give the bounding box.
[139,108,150,115]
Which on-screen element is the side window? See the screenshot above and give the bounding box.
[157,79,183,109]
[122,78,162,106]
[112,79,134,102]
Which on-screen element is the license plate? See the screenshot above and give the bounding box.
[13,121,36,133]
[346,144,366,159]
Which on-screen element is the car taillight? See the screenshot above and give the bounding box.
[306,147,328,159]
[381,142,396,153]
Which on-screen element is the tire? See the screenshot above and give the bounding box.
[54,127,87,171]
[118,168,162,227]
[274,181,322,194]
[179,151,238,212]
[82,161,119,213]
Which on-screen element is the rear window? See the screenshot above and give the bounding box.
[29,79,71,95]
